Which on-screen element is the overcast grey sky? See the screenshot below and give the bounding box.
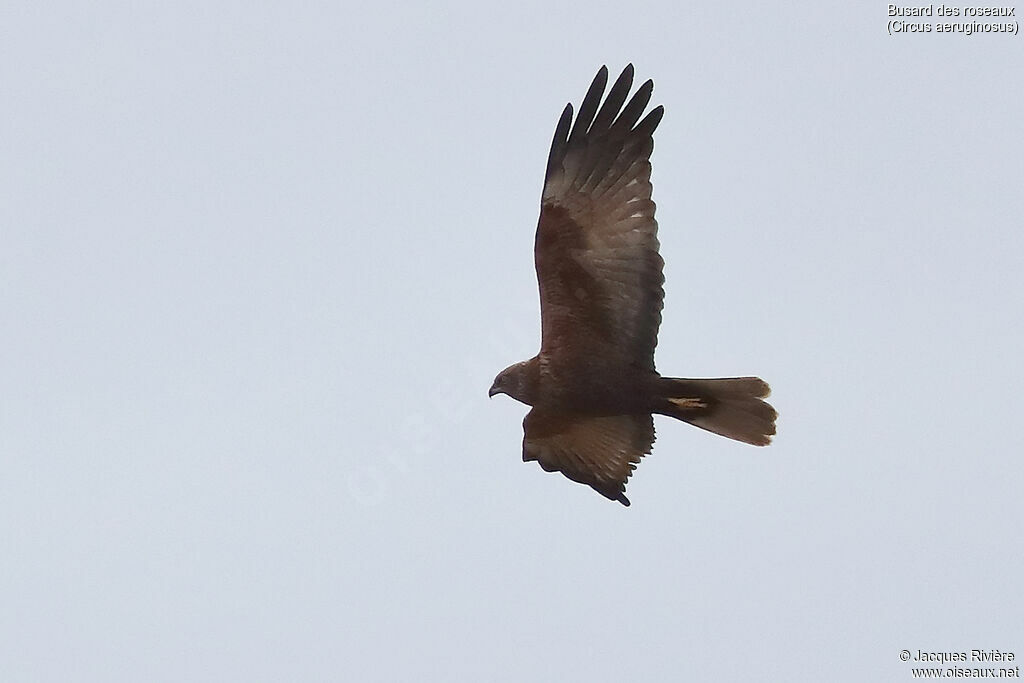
[2,2,1022,681]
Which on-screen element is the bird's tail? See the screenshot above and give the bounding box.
[655,377,777,446]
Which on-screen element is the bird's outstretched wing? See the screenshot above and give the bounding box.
[522,409,655,506]
[535,64,666,373]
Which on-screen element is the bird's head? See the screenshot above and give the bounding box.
[488,360,535,404]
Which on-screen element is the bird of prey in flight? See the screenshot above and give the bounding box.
[488,65,777,506]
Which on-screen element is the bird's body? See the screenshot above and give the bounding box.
[490,65,776,505]
[497,356,656,415]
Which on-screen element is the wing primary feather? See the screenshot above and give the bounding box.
[611,79,654,133]
[577,69,650,192]
[589,64,634,135]
[633,105,665,139]
[579,139,627,193]
[567,66,608,146]
[545,103,573,180]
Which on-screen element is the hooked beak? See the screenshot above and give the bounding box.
[488,383,499,398]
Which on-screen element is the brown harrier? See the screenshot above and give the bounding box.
[489,65,776,506]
